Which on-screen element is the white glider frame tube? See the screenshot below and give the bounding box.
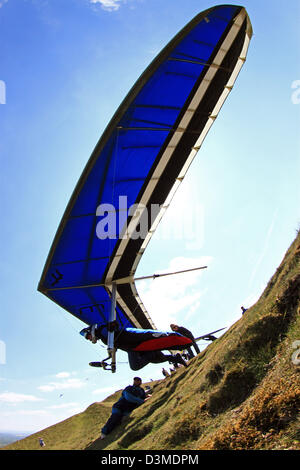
[107,282,117,372]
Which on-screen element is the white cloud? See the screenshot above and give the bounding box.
[47,402,80,410]
[38,378,86,393]
[90,0,123,11]
[92,386,116,395]
[137,256,212,329]
[55,372,71,379]
[13,409,48,416]
[0,392,43,404]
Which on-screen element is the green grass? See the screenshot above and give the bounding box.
[3,232,300,451]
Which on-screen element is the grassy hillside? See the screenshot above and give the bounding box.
[3,232,300,451]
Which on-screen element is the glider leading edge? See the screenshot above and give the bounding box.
[38,5,252,371]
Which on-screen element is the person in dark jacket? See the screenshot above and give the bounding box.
[38,437,45,447]
[100,377,151,439]
[80,322,189,370]
[170,324,200,359]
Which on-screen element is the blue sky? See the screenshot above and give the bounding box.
[0,0,299,434]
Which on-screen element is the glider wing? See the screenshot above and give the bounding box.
[38,5,252,330]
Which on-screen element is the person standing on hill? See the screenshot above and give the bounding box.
[241,306,248,315]
[38,437,45,447]
[170,324,200,359]
[100,376,151,439]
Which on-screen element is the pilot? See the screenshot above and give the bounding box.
[80,321,189,370]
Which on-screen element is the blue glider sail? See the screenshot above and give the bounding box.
[38,5,252,330]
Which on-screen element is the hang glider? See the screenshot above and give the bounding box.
[38,5,252,334]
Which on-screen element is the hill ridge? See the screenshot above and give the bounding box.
[3,232,300,451]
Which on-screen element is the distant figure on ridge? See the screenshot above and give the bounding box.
[241,306,248,315]
[170,324,200,359]
[38,437,45,447]
[100,376,151,439]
